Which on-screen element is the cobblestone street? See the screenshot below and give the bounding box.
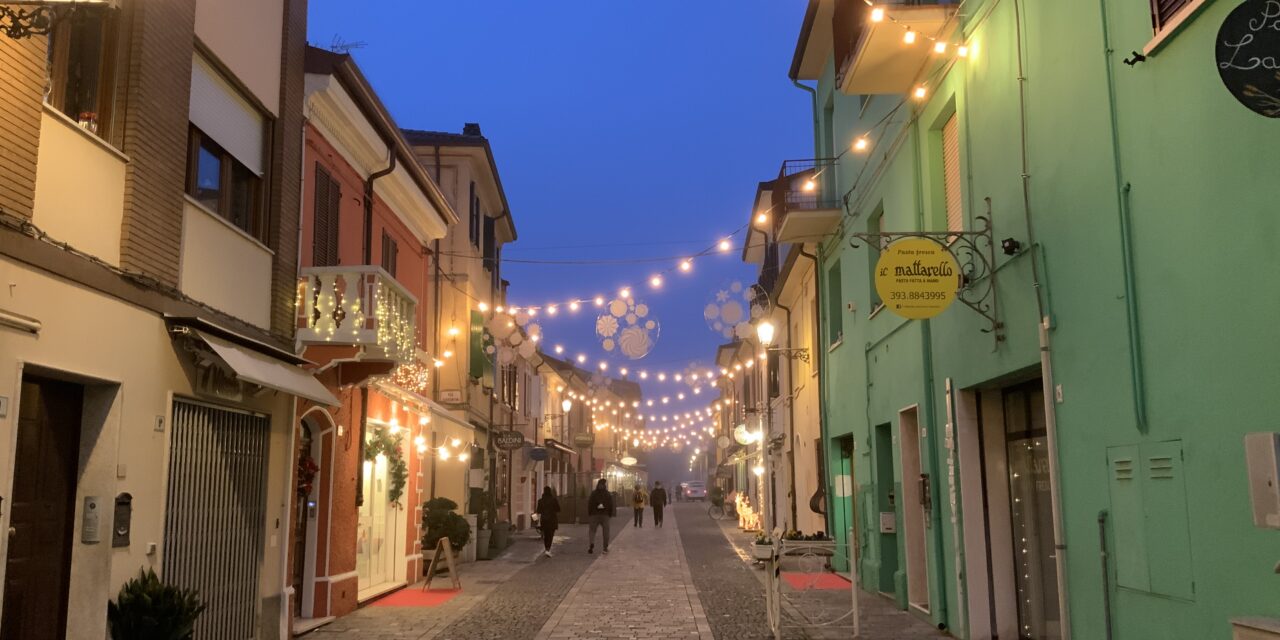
[301,504,951,640]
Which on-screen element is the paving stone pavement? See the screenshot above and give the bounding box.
[702,504,951,640]
[304,513,627,640]
[535,511,712,640]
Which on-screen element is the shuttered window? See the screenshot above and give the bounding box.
[1151,0,1192,32]
[381,230,398,277]
[942,113,964,237]
[1106,440,1195,600]
[312,165,341,267]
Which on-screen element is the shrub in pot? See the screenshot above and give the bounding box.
[422,497,471,553]
[107,567,205,640]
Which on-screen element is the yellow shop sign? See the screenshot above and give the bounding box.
[874,238,962,320]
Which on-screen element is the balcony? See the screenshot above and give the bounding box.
[774,158,842,243]
[296,266,418,363]
[835,0,959,95]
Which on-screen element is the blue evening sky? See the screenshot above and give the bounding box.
[307,1,813,482]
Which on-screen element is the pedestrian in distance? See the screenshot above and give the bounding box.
[587,478,615,555]
[650,481,668,528]
[536,486,560,557]
[632,483,648,527]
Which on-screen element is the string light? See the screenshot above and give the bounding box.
[914,85,928,99]
[853,137,870,152]
[903,29,917,44]
[718,239,732,252]
[933,41,947,54]
[477,302,489,312]
[680,259,692,272]
[649,275,662,288]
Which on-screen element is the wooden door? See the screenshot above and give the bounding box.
[2,377,83,640]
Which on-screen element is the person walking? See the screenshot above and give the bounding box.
[650,481,668,528]
[587,478,615,555]
[535,486,560,557]
[632,484,648,527]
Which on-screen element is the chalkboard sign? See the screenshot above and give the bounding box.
[1216,0,1280,117]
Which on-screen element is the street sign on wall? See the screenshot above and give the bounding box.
[529,447,549,462]
[573,431,595,447]
[873,238,962,320]
[494,430,525,450]
[1216,0,1280,118]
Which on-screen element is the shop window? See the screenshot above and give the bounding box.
[185,127,264,241]
[45,8,118,138]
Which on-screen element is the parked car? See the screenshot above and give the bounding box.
[683,481,707,501]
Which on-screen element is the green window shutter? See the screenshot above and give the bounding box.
[1107,445,1150,592]
[1142,441,1195,600]
[469,311,485,380]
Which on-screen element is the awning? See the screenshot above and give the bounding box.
[195,330,338,406]
[543,438,577,455]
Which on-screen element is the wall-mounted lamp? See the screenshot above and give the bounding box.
[1000,237,1023,256]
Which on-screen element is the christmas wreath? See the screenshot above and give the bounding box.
[297,454,319,498]
[364,426,408,505]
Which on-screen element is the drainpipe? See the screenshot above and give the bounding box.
[775,298,799,530]
[1098,510,1114,640]
[792,79,819,152]
[1013,1,1072,636]
[911,118,948,630]
[798,247,830,522]
[1098,0,1147,432]
[357,386,369,507]
[363,145,397,265]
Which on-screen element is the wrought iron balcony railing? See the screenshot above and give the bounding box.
[778,158,842,213]
[296,266,418,363]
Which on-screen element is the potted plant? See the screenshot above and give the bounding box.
[752,532,774,560]
[422,497,471,567]
[108,567,205,640]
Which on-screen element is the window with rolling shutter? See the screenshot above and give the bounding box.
[942,113,964,237]
[1151,0,1192,32]
[312,165,341,267]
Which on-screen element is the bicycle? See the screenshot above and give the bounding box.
[707,500,735,520]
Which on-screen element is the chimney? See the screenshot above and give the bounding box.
[462,122,482,137]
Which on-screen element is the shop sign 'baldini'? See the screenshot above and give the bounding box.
[874,238,962,320]
[494,430,526,450]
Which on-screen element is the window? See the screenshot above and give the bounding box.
[1151,0,1193,32]
[312,165,341,267]
[468,181,480,247]
[46,8,118,138]
[380,230,398,277]
[867,207,885,311]
[767,351,780,399]
[941,113,964,237]
[186,127,264,240]
[826,260,844,344]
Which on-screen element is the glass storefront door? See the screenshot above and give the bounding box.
[1003,384,1060,639]
[357,451,399,598]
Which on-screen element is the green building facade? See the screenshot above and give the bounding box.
[786,0,1280,638]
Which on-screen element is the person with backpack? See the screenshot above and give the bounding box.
[631,484,648,527]
[587,478,615,554]
[535,486,560,557]
[650,481,668,528]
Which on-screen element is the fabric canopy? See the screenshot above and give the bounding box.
[195,330,338,406]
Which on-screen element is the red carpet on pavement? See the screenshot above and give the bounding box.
[781,572,852,591]
[368,587,461,607]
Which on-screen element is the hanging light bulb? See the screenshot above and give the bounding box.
[718,239,732,252]
[547,305,558,315]
[451,438,462,448]
[933,41,947,54]
[904,29,917,44]
[619,287,631,299]
[870,6,885,22]
[958,45,969,57]
[649,275,662,288]
[914,85,928,99]
[755,212,768,226]
[447,326,460,337]
[477,302,489,312]
[458,452,469,462]
[802,179,817,192]
[853,137,870,152]
[577,354,587,364]
[679,259,692,272]
[569,301,580,311]
[594,296,605,307]
[555,344,565,354]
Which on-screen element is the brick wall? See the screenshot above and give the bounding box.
[115,0,197,286]
[0,36,46,219]
[267,0,307,337]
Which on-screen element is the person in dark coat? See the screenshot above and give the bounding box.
[650,481,668,527]
[587,478,615,554]
[536,486,560,557]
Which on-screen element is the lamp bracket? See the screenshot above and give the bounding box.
[849,209,1004,349]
